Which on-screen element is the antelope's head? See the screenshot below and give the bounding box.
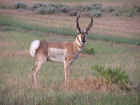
[75,14,93,46]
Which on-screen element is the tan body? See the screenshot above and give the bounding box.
[30,15,93,88]
[32,36,83,88]
[48,41,82,62]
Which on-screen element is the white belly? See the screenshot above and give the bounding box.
[48,48,66,62]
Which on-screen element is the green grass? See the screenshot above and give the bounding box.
[0,27,140,105]
[0,15,140,45]
[37,92,139,105]
[0,86,139,105]
[0,14,140,105]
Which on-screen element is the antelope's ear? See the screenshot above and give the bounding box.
[83,29,88,35]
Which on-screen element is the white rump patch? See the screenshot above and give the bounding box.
[29,40,40,57]
[48,48,66,62]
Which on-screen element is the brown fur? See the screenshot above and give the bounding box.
[31,16,93,88]
[32,36,84,88]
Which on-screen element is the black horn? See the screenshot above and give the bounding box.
[76,14,81,34]
[85,16,93,34]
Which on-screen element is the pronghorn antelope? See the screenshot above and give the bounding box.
[29,14,93,88]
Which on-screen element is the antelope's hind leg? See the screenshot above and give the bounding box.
[32,55,46,88]
[64,58,72,88]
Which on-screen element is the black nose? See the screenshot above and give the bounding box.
[82,35,86,43]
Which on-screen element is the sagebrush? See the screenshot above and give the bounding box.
[92,65,129,89]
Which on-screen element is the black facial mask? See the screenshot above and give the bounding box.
[82,34,86,43]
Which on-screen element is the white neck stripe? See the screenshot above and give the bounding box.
[75,37,82,46]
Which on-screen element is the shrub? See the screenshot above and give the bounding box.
[33,3,72,14]
[82,45,95,55]
[103,6,115,13]
[135,5,140,12]
[92,65,129,89]
[31,3,47,10]
[75,3,102,12]
[59,5,72,13]
[52,4,72,13]
[0,5,10,9]
[68,10,78,16]
[35,6,57,15]
[14,2,28,9]
[136,42,140,46]
[88,9,102,17]
[75,6,85,11]
[83,3,103,17]
[116,7,137,17]
[112,9,121,16]
[60,7,71,13]
[32,3,104,17]
[89,3,102,10]
[111,6,139,17]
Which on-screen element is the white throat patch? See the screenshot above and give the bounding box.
[75,35,82,46]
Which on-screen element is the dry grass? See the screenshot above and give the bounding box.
[1,9,140,40]
[58,76,122,92]
[0,1,140,104]
[1,0,140,7]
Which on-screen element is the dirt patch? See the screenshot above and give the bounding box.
[0,50,29,57]
[51,76,121,92]
[4,73,32,89]
[0,42,16,47]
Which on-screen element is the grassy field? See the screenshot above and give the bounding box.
[0,14,140,105]
[0,0,140,104]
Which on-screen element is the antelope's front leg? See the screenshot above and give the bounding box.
[64,60,71,88]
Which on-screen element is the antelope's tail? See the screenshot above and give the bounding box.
[29,40,40,57]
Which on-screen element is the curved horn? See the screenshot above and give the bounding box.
[76,14,81,33]
[85,16,93,33]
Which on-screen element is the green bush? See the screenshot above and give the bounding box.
[75,6,85,11]
[124,8,137,17]
[14,2,28,9]
[32,3,103,17]
[59,5,72,13]
[82,45,95,55]
[84,3,103,17]
[34,3,72,15]
[74,3,102,12]
[31,3,47,10]
[35,6,57,14]
[89,3,102,10]
[52,4,72,13]
[103,6,115,13]
[0,5,10,9]
[112,9,121,16]
[135,5,140,12]
[111,6,139,17]
[136,42,140,46]
[92,65,129,89]
[88,9,102,17]
[68,10,78,16]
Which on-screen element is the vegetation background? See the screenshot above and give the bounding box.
[0,0,140,105]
